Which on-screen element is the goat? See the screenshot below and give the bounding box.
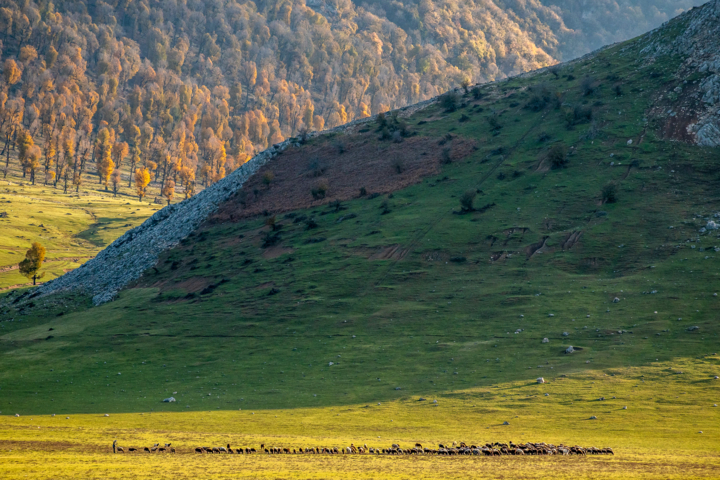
[116,447,124,453]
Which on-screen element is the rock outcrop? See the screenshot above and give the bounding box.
[640,0,720,146]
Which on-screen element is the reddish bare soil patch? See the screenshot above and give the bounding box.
[211,134,477,222]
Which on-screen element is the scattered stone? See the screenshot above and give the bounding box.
[395,387,401,390]
[590,416,597,420]
[418,398,426,401]
[613,297,620,303]
[14,414,19,417]
[328,362,334,366]
[548,314,554,317]
[565,346,575,354]
[503,421,510,425]
[542,338,549,343]
[623,406,628,410]
[163,397,176,403]
[544,393,549,396]
[433,400,438,404]
[562,332,569,337]
[687,326,700,331]
[104,414,109,417]
[537,377,545,384]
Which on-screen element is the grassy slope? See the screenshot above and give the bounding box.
[0,14,720,478]
[0,171,161,290]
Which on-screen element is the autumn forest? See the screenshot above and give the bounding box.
[0,0,701,200]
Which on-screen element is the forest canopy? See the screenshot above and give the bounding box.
[0,0,703,197]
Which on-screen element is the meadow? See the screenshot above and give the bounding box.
[0,166,164,291]
[1,12,720,479]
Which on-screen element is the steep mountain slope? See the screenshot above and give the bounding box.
[1,1,720,418]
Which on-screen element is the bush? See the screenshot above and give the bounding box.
[391,130,403,143]
[547,143,568,169]
[379,200,391,215]
[392,157,405,174]
[471,87,483,100]
[262,171,274,186]
[311,181,328,200]
[460,190,476,212]
[440,92,459,112]
[359,187,367,196]
[441,147,452,164]
[602,183,617,204]
[581,76,597,96]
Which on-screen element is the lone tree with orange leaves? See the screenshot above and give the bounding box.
[19,242,46,285]
[134,167,150,201]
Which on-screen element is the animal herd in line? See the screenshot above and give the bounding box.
[113,440,614,456]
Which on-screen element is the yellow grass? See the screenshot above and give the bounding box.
[1,367,718,479]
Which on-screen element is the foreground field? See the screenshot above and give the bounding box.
[1,367,718,479]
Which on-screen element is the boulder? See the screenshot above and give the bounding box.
[687,326,700,331]
[163,397,176,403]
[537,377,545,384]
[707,220,718,230]
[562,332,569,337]
[565,346,575,354]
[542,338,549,343]
[613,297,620,303]
[503,421,510,425]
[590,416,597,420]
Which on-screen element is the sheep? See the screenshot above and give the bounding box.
[143,447,151,453]
[170,447,176,454]
[116,447,125,453]
[158,447,166,453]
[128,447,137,453]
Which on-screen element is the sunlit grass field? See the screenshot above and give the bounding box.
[0,175,159,290]
[1,365,718,479]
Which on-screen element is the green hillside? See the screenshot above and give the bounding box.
[1,7,719,423]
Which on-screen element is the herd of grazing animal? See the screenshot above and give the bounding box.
[113,441,175,454]
[114,440,613,456]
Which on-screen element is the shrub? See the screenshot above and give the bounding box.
[538,132,551,143]
[305,218,319,229]
[379,200,391,215]
[311,181,328,199]
[602,183,617,204]
[376,112,388,129]
[441,147,452,164]
[359,187,367,196]
[459,114,470,123]
[581,76,597,96]
[391,130,403,143]
[440,91,459,112]
[471,87,483,100]
[379,127,391,140]
[460,190,476,212]
[487,114,502,131]
[262,171,274,186]
[460,77,471,93]
[392,157,405,174]
[547,143,568,169]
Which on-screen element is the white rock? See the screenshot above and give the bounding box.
[503,421,510,425]
[613,297,620,303]
[707,221,718,230]
[562,332,569,337]
[566,346,575,354]
[627,139,633,145]
[590,416,597,420]
[542,338,549,343]
[163,397,176,403]
[537,377,545,384]
[104,414,109,417]
[623,406,628,410]
[328,362,334,366]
